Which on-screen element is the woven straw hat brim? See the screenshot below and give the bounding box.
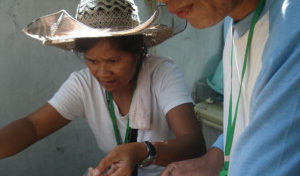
[23,6,178,51]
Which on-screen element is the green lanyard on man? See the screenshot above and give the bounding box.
[219,0,266,175]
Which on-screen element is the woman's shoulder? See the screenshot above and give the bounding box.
[148,54,181,72]
[68,67,91,80]
[145,55,186,90]
[145,54,174,64]
[67,67,96,86]
[144,54,177,73]
[69,67,90,77]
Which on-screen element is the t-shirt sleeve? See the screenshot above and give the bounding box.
[152,61,194,115]
[48,72,85,120]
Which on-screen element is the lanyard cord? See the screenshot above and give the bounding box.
[220,0,266,175]
[106,80,137,145]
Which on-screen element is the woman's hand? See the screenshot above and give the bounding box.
[90,103,206,175]
[90,142,147,176]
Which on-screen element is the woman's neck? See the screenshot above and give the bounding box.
[111,83,134,116]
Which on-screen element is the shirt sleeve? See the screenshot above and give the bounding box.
[48,72,85,120]
[211,134,224,151]
[152,61,194,115]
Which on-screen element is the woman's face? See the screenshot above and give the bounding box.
[85,38,138,93]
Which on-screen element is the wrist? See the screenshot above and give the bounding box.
[134,142,148,164]
[205,147,224,173]
[138,141,157,167]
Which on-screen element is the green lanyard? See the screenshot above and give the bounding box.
[219,0,266,175]
[106,81,137,146]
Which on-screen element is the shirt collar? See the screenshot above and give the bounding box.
[232,11,255,37]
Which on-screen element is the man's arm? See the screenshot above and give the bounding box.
[161,147,224,176]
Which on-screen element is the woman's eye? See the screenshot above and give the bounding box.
[88,59,97,64]
[108,58,118,63]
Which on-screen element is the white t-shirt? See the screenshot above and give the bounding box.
[48,55,193,176]
[222,12,268,150]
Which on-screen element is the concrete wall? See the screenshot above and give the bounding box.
[0,0,223,175]
[0,0,103,175]
[155,23,224,102]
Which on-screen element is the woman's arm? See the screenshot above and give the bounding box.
[0,103,70,158]
[153,102,206,166]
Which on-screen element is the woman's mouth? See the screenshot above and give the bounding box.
[175,4,193,19]
[100,80,116,87]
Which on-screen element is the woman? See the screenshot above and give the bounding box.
[0,0,206,175]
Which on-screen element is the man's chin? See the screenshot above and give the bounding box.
[187,16,223,29]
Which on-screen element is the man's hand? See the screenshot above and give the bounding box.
[161,148,224,176]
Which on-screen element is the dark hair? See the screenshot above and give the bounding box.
[74,35,148,60]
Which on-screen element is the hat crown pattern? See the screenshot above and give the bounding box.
[76,0,140,29]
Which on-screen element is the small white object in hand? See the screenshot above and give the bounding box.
[88,167,95,176]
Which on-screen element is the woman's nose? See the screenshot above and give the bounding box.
[96,63,111,77]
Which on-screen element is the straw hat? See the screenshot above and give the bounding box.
[23,0,187,51]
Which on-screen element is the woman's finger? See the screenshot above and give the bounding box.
[109,167,130,176]
[106,164,119,175]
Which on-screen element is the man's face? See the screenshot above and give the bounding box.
[158,0,239,28]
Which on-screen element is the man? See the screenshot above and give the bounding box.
[157,0,300,175]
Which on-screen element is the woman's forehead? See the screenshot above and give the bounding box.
[89,39,118,52]
[85,40,131,59]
